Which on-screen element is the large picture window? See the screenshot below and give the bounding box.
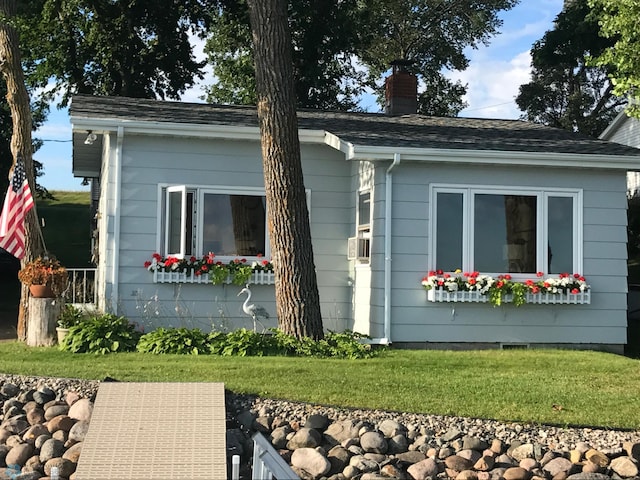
[431,186,581,275]
[161,185,268,260]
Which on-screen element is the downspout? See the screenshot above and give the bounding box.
[370,153,400,344]
[111,126,124,312]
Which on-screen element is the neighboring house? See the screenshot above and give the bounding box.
[70,72,640,353]
[600,111,640,196]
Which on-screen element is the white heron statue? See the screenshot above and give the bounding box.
[237,285,270,331]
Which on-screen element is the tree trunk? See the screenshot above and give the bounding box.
[246,0,324,340]
[26,297,60,346]
[0,0,43,340]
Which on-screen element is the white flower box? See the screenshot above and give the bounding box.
[426,288,590,305]
[153,270,275,285]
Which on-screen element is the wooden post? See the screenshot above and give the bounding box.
[26,297,61,346]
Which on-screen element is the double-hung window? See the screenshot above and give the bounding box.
[431,185,582,275]
[161,185,268,260]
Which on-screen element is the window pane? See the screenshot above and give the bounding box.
[436,192,463,271]
[167,190,183,254]
[166,190,193,256]
[548,196,573,273]
[202,193,266,256]
[474,194,536,273]
[358,192,371,228]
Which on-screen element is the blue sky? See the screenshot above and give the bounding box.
[35,0,564,192]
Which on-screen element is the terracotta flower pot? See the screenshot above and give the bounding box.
[29,284,55,298]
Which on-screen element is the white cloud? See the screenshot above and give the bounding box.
[448,50,532,120]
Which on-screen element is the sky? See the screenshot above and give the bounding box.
[35,0,565,192]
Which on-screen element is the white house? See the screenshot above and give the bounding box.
[600,111,640,195]
[70,73,640,352]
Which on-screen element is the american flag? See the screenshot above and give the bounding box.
[0,158,34,259]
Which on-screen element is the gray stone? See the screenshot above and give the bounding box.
[379,419,406,438]
[39,438,65,462]
[503,467,530,480]
[443,429,464,442]
[458,448,482,464]
[543,457,573,477]
[44,403,69,421]
[511,444,536,462]
[388,433,409,454]
[610,457,638,478]
[360,431,387,454]
[287,427,322,450]
[457,470,479,480]
[44,457,75,479]
[270,425,291,449]
[395,450,427,465]
[22,424,49,444]
[291,447,331,478]
[1,383,20,397]
[34,434,51,450]
[349,455,379,473]
[445,454,474,472]
[566,474,612,480]
[305,414,330,431]
[463,436,489,452]
[327,445,350,474]
[32,387,55,405]
[63,441,83,463]
[343,465,360,479]
[2,414,29,434]
[67,398,93,423]
[68,420,90,443]
[325,420,361,446]
[407,457,439,480]
[26,408,45,426]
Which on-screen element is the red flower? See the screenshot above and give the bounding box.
[525,279,533,286]
[463,272,469,277]
[144,261,151,268]
[574,273,581,279]
[531,286,540,294]
[496,281,504,288]
[444,273,450,279]
[195,270,201,276]
[201,265,208,272]
[190,256,197,263]
[468,278,476,285]
[504,274,512,280]
[428,270,436,276]
[257,253,263,258]
[241,258,247,263]
[543,282,550,288]
[571,288,579,294]
[262,260,270,266]
[536,271,544,277]
[436,269,443,275]
[152,253,162,261]
[206,258,213,264]
[438,280,444,286]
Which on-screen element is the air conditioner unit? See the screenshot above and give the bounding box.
[347,236,370,261]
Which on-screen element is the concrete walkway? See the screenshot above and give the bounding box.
[74,382,227,480]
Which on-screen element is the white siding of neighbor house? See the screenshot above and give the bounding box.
[103,133,352,332]
[368,161,628,346]
[603,115,640,195]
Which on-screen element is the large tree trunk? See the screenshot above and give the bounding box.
[0,0,42,340]
[246,0,323,340]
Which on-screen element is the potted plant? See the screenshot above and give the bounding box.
[18,256,69,298]
[56,304,85,343]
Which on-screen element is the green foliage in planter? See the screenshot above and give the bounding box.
[137,327,209,355]
[60,313,142,354]
[57,304,86,328]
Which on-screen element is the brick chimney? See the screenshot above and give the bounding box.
[385,60,417,115]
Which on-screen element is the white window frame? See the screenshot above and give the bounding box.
[356,189,372,263]
[429,184,583,277]
[157,184,312,262]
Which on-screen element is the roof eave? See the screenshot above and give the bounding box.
[342,145,640,170]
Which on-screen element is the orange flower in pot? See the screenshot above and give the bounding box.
[18,256,69,298]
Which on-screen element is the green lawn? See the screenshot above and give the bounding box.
[37,190,91,267]
[1,343,639,430]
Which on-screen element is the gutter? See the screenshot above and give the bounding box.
[368,153,401,345]
[111,126,124,312]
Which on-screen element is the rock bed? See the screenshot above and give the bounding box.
[2,375,640,480]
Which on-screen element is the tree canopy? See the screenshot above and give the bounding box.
[588,0,640,118]
[17,0,214,105]
[206,0,518,115]
[515,0,624,137]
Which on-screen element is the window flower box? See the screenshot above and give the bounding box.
[153,269,275,285]
[426,288,590,305]
[422,270,590,306]
[145,253,275,285]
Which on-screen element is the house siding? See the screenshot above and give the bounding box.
[372,161,628,346]
[602,115,640,194]
[106,134,352,331]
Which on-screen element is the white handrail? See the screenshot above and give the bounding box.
[251,432,299,480]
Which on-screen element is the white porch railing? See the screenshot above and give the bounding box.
[249,432,299,480]
[153,270,275,285]
[64,268,97,305]
[427,289,591,305]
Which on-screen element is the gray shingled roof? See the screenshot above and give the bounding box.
[70,94,640,156]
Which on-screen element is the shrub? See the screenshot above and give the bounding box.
[137,327,209,355]
[60,313,142,354]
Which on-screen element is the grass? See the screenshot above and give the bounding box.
[37,190,91,267]
[1,343,639,430]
